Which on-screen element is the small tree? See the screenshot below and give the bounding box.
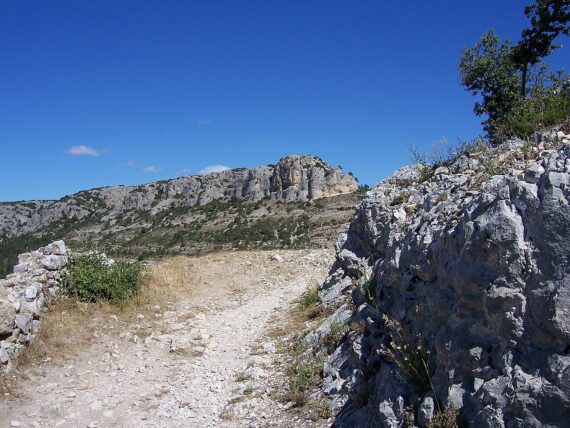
[512,0,570,97]
[460,1,569,142]
[459,30,520,137]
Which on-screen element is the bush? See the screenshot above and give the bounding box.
[298,287,319,309]
[494,79,570,140]
[62,251,145,304]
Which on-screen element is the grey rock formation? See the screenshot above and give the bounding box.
[0,155,357,239]
[0,241,68,368]
[311,130,570,427]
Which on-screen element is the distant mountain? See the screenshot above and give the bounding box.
[0,155,362,275]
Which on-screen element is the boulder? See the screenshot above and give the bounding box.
[14,314,32,335]
[0,303,16,335]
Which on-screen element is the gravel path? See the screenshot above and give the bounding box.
[0,249,334,428]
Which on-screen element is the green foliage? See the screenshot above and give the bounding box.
[62,251,145,304]
[460,2,570,142]
[459,30,520,137]
[298,287,319,309]
[494,69,570,140]
[0,234,53,278]
[512,0,570,96]
[285,355,324,404]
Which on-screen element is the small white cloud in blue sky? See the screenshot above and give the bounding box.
[178,167,192,175]
[143,165,159,173]
[198,164,230,175]
[66,145,100,156]
[196,119,213,126]
[125,160,136,168]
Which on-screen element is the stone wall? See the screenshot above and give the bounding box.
[0,241,68,368]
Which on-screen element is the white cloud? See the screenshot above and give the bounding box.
[143,165,159,173]
[196,119,213,126]
[198,164,230,175]
[125,160,136,168]
[177,167,192,175]
[66,145,100,156]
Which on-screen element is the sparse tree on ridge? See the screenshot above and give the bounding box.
[459,0,570,142]
[512,0,570,97]
[459,30,520,137]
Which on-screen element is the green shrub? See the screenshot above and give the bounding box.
[298,287,319,309]
[62,251,145,304]
[285,355,324,405]
[494,82,570,140]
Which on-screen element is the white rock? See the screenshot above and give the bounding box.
[14,313,32,334]
[270,254,284,263]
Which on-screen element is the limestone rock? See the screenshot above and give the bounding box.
[311,135,570,426]
[14,314,32,335]
[0,156,358,239]
[0,303,16,335]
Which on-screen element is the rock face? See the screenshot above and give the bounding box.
[0,155,357,239]
[0,241,68,368]
[313,130,570,427]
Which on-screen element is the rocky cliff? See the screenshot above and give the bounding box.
[309,130,570,427]
[0,155,357,239]
[0,156,360,275]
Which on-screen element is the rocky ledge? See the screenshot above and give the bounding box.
[309,129,570,427]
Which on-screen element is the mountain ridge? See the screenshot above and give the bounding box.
[0,155,361,276]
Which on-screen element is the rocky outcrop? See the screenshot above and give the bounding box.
[312,130,570,427]
[0,241,68,368]
[0,155,358,239]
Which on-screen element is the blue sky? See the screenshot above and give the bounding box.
[1,1,568,201]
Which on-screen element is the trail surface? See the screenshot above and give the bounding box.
[1,249,333,428]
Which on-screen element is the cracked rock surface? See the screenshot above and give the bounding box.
[311,131,570,427]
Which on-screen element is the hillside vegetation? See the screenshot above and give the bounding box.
[0,155,362,277]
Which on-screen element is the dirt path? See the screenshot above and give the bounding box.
[0,249,334,428]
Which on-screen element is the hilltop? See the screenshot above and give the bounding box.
[0,155,362,276]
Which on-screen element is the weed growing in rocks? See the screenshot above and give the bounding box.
[358,273,377,302]
[322,318,346,348]
[298,286,318,309]
[284,354,324,406]
[379,315,436,397]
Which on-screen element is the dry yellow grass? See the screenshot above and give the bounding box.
[11,256,202,374]
[16,299,99,369]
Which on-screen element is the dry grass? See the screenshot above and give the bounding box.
[16,299,110,369]
[264,285,336,419]
[9,256,202,375]
[428,407,460,428]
